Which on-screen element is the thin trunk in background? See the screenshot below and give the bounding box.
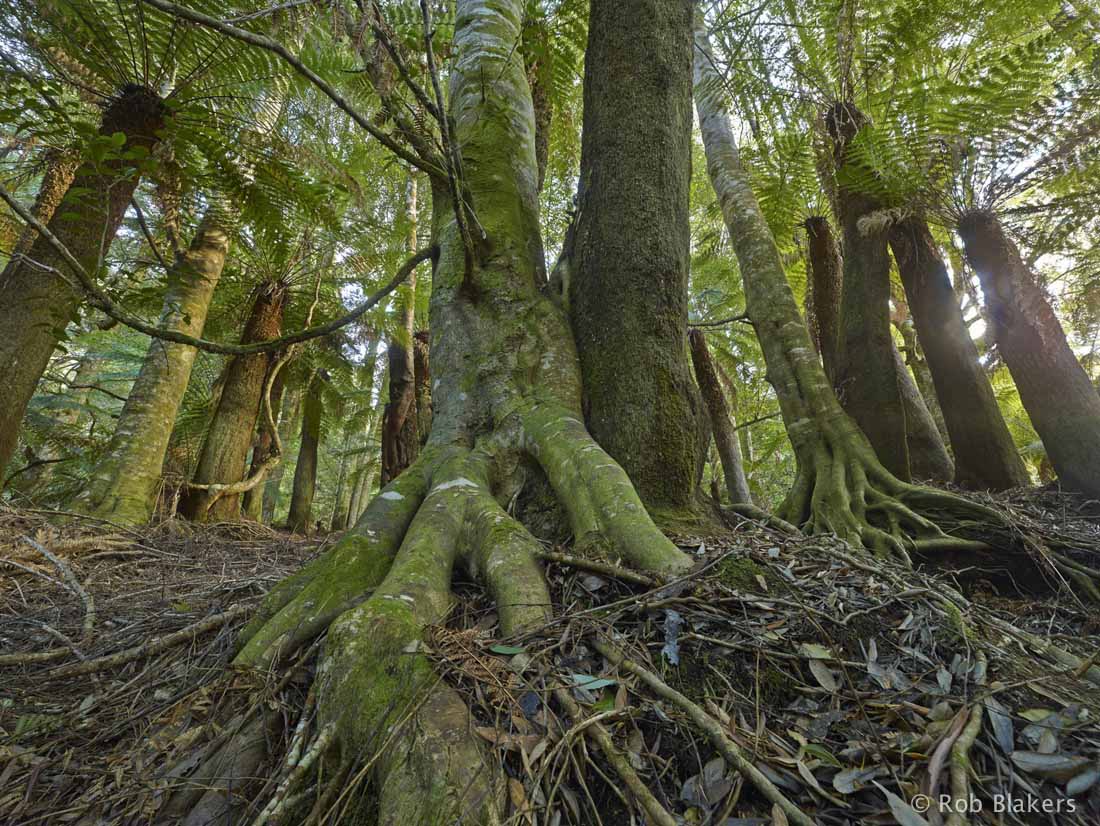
[380,174,421,484]
[0,86,166,479]
[329,428,354,531]
[262,386,302,523]
[958,210,1100,498]
[242,364,288,521]
[287,372,324,533]
[689,329,752,503]
[804,215,842,379]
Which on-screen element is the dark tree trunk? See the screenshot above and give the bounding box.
[287,372,324,533]
[958,210,1100,498]
[181,280,289,521]
[413,330,431,446]
[380,340,419,485]
[804,216,842,380]
[806,210,950,480]
[826,102,910,480]
[889,216,1028,490]
[0,86,166,478]
[569,0,707,516]
[243,364,287,521]
[689,330,751,503]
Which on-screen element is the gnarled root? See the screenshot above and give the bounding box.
[171,400,715,824]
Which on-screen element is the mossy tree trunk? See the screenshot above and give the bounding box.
[286,371,323,534]
[825,102,910,479]
[958,210,1100,498]
[181,280,289,521]
[191,3,697,821]
[890,215,1029,490]
[72,213,231,524]
[0,86,166,480]
[689,329,752,503]
[567,0,707,517]
[694,23,991,557]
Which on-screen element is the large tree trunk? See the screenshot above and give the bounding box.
[689,330,752,503]
[197,4,695,821]
[890,215,1029,490]
[567,0,707,517]
[182,280,289,521]
[286,372,323,534]
[825,103,910,479]
[806,212,952,482]
[958,210,1100,498]
[72,214,230,524]
[0,86,166,479]
[694,22,991,557]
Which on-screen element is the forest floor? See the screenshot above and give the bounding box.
[2,491,1100,825]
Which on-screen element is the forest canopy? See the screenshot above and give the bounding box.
[2,0,1100,824]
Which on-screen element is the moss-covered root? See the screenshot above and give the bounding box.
[463,479,552,635]
[520,402,693,575]
[318,454,508,823]
[779,421,1000,562]
[234,449,446,669]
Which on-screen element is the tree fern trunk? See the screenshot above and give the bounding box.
[182,280,289,522]
[890,215,1029,490]
[0,86,166,480]
[959,210,1100,497]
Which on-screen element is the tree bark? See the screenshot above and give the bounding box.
[328,428,354,531]
[72,214,230,524]
[182,280,289,521]
[243,364,287,521]
[0,85,166,479]
[380,174,421,484]
[892,344,954,482]
[262,386,301,523]
[889,216,1029,490]
[958,209,1100,498]
[11,148,81,258]
[826,102,910,480]
[286,372,323,533]
[689,329,752,503]
[804,215,842,380]
[568,0,707,516]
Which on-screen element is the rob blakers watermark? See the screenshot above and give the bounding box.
[911,792,1078,816]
